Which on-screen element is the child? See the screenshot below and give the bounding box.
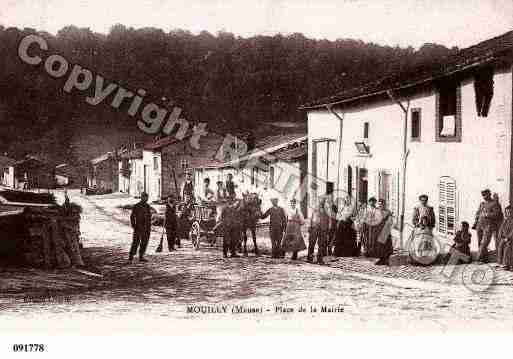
[450,221,472,264]
[261,197,287,258]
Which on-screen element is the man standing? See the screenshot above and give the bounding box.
[261,197,287,258]
[215,180,226,202]
[307,196,331,264]
[216,198,242,258]
[182,172,195,202]
[475,189,502,262]
[164,196,177,251]
[225,173,237,200]
[202,177,215,202]
[412,194,436,230]
[128,192,152,263]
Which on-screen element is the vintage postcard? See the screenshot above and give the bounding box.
[1,0,513,355]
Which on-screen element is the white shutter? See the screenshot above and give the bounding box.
[439,177,457,236]
[446,180,457,235]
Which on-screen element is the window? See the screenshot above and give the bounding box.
[411,108,421,141]
[269,166,275,189]
[153,157,159,171]
[436,81,461,142]
[474,67,494,117]
[363,122,369,139]
[439,176,457,236]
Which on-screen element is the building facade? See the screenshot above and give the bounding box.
[303,30,513,247]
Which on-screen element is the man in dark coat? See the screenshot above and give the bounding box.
[165,196,178,251]
[128,192,152,263]
[261,198,287,258]
[216,198,242,258]
[225,173,237,200]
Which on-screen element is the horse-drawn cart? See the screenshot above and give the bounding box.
[188,202,223,250]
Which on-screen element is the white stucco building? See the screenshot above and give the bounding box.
[302,30,513,247]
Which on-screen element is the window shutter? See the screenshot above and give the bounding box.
[439,177,457,236]
[446,180,457,235]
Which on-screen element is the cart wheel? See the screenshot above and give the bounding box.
[189,221,201,250]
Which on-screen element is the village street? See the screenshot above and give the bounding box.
[2,190,513,332]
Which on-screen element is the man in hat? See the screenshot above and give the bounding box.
[128,192,152,263]
[225,173,237,200]
[164,195,178,251]
[475,189,502,262]
[412,194,436,230]
[261,197,287,258]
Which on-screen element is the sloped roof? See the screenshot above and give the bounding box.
[223,132,307,167]
[301,29,513,109]
[273,139,307,162]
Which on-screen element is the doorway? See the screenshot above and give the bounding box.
[357,168,368,204]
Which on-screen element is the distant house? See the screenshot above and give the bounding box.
[118,145,161,201]
[117,147,145,198]
[146,132,228,200]
[14,156,55,190]
[55,163,83,188]
[88,152,119,192]
[301,29,513,244]
[0,155,16,188]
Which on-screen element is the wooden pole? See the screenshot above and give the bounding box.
[386,90,409,248]
[327,105,345,196]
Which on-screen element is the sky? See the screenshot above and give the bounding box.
[1,0,513,49]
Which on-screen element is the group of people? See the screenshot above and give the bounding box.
[409,188,513,270]
[182,172,238,204]
[472,189,513,270]
[126,170,513,271]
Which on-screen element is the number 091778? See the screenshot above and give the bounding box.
[12,344,45,352]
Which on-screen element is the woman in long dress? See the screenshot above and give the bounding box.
[360,197,382,257]
[497,206,513,270]
[334,218,358,257]
[281,198,306,260]
[375,199,394,265]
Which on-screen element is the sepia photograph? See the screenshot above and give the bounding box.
[1,0,513,356]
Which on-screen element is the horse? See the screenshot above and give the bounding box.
[240,192,263,256]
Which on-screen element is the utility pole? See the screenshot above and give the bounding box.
[326,105,345,196]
